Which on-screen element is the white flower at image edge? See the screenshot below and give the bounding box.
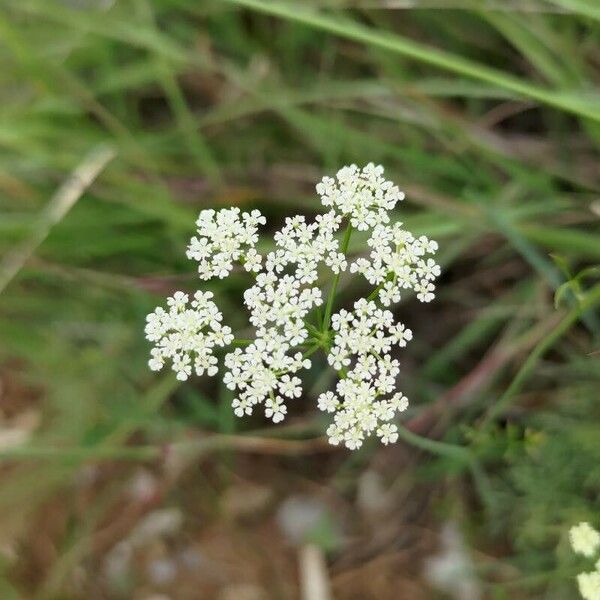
[577,571,600,600]
[570,522,600,558]
[569,522,600,600]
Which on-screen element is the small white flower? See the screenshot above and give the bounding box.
[377,423,398,445]
[265,396,287,423]
[379,281,401,306]
[232,397,252,417]
[243,248,263,273]
[417,257,441,280]
[570,522,600,558]
[279,375,302,399]
[326,251,347,274]
[390,392,409,412]
[326,423,342,446]
[317,391,338,413]
[416,281,436,303]
[390,323,413,347]
[344,428,364,450]
[167,290,188,310]
[328,346,351,371]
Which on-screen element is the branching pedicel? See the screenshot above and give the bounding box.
[145,164,440,449]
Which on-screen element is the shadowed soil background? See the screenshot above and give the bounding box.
[0,1,599,599]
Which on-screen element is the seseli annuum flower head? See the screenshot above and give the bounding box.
[145,164,440,450]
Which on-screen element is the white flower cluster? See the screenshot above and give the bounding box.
[318,298,411,449]
[570,522,600,600]
[145,164,440,450]
[351,222,440,306]
[316,163,404,231]
[186,208,265,279]
[145,291,233,381]
[224,212,343,422]
[270,212,347,280]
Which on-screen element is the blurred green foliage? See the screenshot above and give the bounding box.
[0,0,599,598]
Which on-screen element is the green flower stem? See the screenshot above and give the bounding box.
[337,367,348,379]
[367,282,384,302]
[395,424,495,508]
[302,344,322,361]
[322,221,353,333]
[305,322,323,338]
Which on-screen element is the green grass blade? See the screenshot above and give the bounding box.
[547,0,600,21]
[222,0,600,122]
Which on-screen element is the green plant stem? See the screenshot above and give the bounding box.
[231,339,254,346]
[367,281,384,302]
[395,424,471,462]
[484,283,600,425]
[302,344,322,360]
[322,221,353,333]
[395,425,496,509]
[305,322,323,338]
